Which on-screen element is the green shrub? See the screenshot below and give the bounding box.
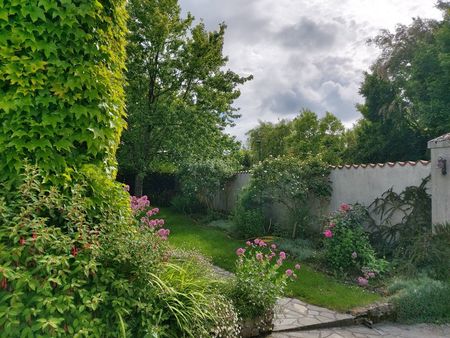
[171,194,206,215]
[323,204,387,281]
[275,238,317,261]
[0,0,127,187]
[178,159,236,211]
[232,186,270,239]
[389,277,450,323]
[233,156,331,239]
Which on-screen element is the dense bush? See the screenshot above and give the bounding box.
[388,278,450,323]
[177,159,236,211]
[233,156,331,239]
[0,0,127,187]
[233,187,269,238]
[0,168,240,337]
[322,204,387,282]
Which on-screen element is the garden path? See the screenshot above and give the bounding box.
[211,266,450,338]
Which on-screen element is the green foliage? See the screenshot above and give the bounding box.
[247,110,348,165]
[228,240,295,319]
[323,204,387,278]
[275,238,317,262]
[388,277,450,323]
[178,158,236,210]
[118,0,251,190]
[237,156,331,238]
[368,178,450,280]
[369,176,431,257]
[349,6,450,162]
[0,0,127,187]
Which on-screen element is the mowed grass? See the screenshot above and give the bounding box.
[160,208,382,312]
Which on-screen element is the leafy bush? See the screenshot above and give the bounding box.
[178,159,236,210]
[234,156,331,239]
[228,239,300,319]
[323,204,387,282]
[0,0,127,187]
[388,277,450,323]
[0,168,239,337]
[369,178,450,280]
[171,194,206,215]
[275,238,317,262]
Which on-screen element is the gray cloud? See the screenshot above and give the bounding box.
[277,17,338,50]
[178,0,442,141]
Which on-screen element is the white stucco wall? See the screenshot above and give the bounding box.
[428,134,450,228]
[328,162,431,213]
[213,162,431,227]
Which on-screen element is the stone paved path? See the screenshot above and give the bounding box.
[273,297,353,331]
[211,266,450,338]
[267,323,450,338]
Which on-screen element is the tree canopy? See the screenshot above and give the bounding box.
[247,110,348,165]
[117,0,251,194]
[348,3,450,162]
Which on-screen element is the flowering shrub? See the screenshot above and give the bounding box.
[130,194,170,240]
[323,203,387,283]
[229,239,300,319]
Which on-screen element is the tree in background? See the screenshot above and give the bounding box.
[247,120,291,162]
[247,110,347,165]
[118,0,251,195]
[348,2,450,163]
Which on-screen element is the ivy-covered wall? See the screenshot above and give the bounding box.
[0,0,127,187]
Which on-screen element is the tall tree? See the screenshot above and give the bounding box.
[118,0,251,195]
[349,2,450,163]
[247,120,291,162]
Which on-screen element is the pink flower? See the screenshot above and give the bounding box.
[246,241,252,246]
[357,277,368,286]
[236,248,246,256]
[271,244,277,250]
[329,222,336,228]
[339,203,351,212]
[295,263,301,270]
[367,272,376,279]
[157,228,170,240]
[256,253,264,261]
[285,269,293,277]
[19,237,25,246]
[258,240,267,247]
[323,229,333,238]
[254,238,260,245]
[276,258,283,266]
[279,251,286,260]
[351,252,358,259]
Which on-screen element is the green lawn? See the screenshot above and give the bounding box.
[161,208,382,312]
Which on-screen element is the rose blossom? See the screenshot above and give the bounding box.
[323,229,333,238]
[339,203,351,212]
[236,248,246,256]
[357,277,368,286]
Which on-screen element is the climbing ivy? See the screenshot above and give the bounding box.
[0,0,127,187]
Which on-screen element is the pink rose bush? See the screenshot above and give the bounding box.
[323,203,387,285]
[230,238,300,319]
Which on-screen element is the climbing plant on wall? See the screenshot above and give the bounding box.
[0,0,127,187]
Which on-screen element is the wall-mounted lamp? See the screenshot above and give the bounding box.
[437,156,447,175]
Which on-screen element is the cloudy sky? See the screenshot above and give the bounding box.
[179,0,443,143]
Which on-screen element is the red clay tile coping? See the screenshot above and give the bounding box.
[330,160,430,170]
[235,160,430,174]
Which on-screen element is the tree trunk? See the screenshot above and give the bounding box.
[134,173,145,197]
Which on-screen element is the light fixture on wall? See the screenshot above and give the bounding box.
[437,156,447,175]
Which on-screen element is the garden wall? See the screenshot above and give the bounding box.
[213,160,431,227]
